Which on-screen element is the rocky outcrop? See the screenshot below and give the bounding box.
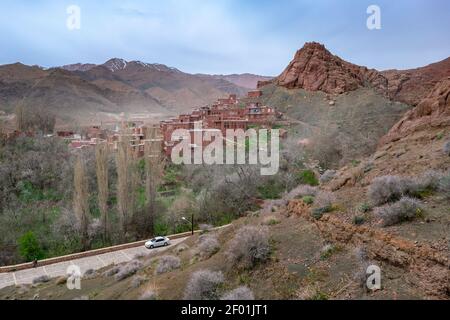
[273,42,388,95]
[260,42,450,108]
[382,57,450,106]
[379,77,450,145]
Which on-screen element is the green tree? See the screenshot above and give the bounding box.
[18,231,44,262]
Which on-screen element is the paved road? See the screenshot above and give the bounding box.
[0,237,187,289]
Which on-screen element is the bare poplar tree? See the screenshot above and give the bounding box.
[15,104,24,132]
[73,154,91,251]
[115,122,143,239]
[116,136,131,236]
[144,127,165,236]
[95,142,109,242]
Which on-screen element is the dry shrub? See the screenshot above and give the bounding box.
[221,286,255,300]
[443,141,450,156]
[156,255,181,274]
[226,226,270,269]
[140,289,157,300]
[130,275,147,288]
[439,174,450,198]
[262,216,280,226]
[32,275,50,285]
[115,259,143,281]
[183,270,224,300]
[320,170,336,184]
[374,197,422,227]
[103,265,120,277]
[369,172,443,206]
[173,243,189,254]
[314,191,336,209]
[196,234,220,259]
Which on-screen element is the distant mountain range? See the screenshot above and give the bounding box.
[0,58,271,126]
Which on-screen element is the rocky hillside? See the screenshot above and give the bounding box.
[267,42,387,95]
[262,42,450,107]
[253,42,449,168]
[380,77,450,145]
[382,57,450,106]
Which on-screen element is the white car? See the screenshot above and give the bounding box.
[145,236,171,249]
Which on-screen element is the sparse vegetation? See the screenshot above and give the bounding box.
[221,286,255,300]
[296,170,319,186]
[130,275,146,288]
[140,289,157,300]
[302,195,314,205]
[369,172,444,207]
[320,244,342,260]
[358,203,371,213]
[226,226,270,269]
[438,174,450,198]
[368,175,411,206]
[173,243,189,254]
[292,185,318,198]
[196,234,220,259]
[262,216,281,226]
[319,170,336,184]
[115,259,143,281]
[183,270,224,300]
[32,275,50,285]
[314,191,336,211]
[443,141,450,156]
[374,197,423,227]
[156,255,181,274]
[352,216,366,225]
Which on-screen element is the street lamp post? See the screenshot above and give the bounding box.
[182,214,194,235]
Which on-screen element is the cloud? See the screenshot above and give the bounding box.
[0,0,448,74]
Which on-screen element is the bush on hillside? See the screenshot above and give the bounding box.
[374,197,422,227]
[32,275,50,284]
[314,191,336,210]
[368,175,413,206]
[140,289,157,300]
[227,226,270,269]
[369,172,444,206]
[183,270,224,300]
[443,141,450,156]
[320,170,336,184]
[439,174,450,198]
[292,185,318,198]
[197,234,220,259]
[296,170,319,186]
[156,255,181,274]
[130,275,147,288]
[221,286,255,300]
[18,231,44,262]
[115,259,143,281]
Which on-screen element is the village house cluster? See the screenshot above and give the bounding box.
[160,90,281,156]
[1,90,282,161]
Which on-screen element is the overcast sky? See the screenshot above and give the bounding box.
[0,0,449,75]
